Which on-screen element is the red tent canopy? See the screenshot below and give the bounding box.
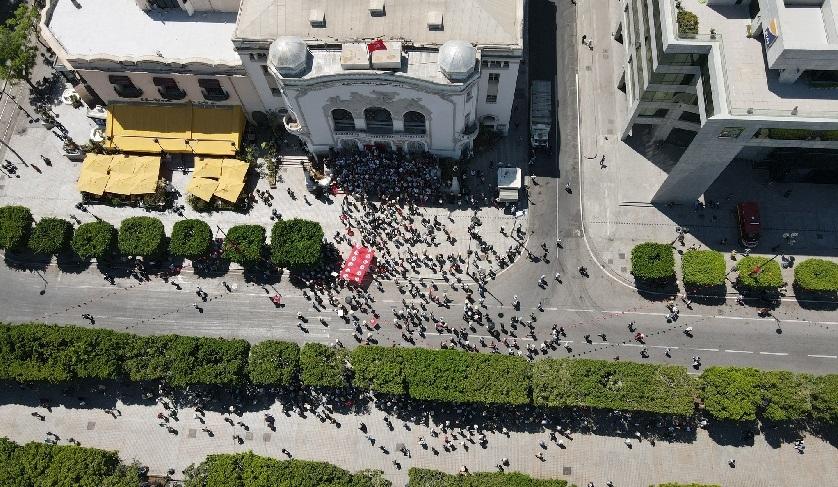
[340,246,376,284]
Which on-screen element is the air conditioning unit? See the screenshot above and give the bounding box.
[427,11,443,30]
[369,0,385,16]
[309,9,325,27]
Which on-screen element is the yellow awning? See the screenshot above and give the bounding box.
[187,177,219,202]
[214,179,246,203]
[219,159,250,182]
[106,103,244,156]
[77,154,114,196]
[194,158,223,179]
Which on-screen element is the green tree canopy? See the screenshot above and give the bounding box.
[0,205,33,250]
[71,221,116,259]
[28,218,73,255]
[169,219,212,259]
[270,219,324,268]
[0,5,40,87]
[117,216,165,257]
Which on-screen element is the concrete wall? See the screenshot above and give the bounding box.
[238,52,288,115]
[182,0,241,12]
[823,0,838,43]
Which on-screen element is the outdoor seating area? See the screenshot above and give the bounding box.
[76,154,160,196]
[186,157,250,203]
[105,103,245,156]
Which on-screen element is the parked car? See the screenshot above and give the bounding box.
[737,201,761,247]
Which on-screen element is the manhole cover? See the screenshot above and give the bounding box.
[618,252,626,259]
[188,429,197,438]
[263,433,272,442]
[245,431,254,441]
[86,421,95,430]
[602,53,609,59]
[585,66,592,71]
[563,466,572,475]
[621,266,627,272]
[608,258,613,264]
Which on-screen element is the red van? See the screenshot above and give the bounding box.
[737,202,761,248]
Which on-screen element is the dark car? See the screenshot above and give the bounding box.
[737,201,761,248]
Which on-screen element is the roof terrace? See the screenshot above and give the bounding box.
[678,0,838,118]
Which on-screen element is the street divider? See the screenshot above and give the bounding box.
[0,323,836,426]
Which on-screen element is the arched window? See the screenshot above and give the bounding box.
[364,107,393,134]
[403,111,426,134]
[332,109,355,131]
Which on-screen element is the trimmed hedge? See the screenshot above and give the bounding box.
[408,468,569,487]
[247,340,300,386]
[351,346,407,395]
[71,221,116,259]
[404,348,531,405]
[170,219,212,260]
[299,343,348,388]
[117,216,165,257]
[700,367,814,422]
[0,438,138,487]
[0,323,248,387]
[0,205,33,250]
[28,218,73,255]
[794,258,838,293]
[630,242,675,281]
[532,359,697,416]
[759,370,813,422]
[736,256,783,291]
[682,250,725,288]
[270,218,324,268]
[182,452,388,487]
[223,225,265,267]
[652,484,721,487]
[811,374,838,424]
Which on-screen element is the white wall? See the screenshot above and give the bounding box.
[78,70,259,109]
[474,60,520,134]
[182,0,241,12]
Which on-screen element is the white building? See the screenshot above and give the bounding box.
[619,0,838,202]
[41,0,525,159]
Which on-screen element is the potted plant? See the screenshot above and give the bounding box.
[63,139,85,161]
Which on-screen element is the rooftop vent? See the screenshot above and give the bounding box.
[427,11,443,31]
[369,0,385,16]
[309,9,325,27]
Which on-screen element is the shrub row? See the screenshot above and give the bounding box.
[681,250,725,288]
[630,242,675,282]
[182,452,389,487]
[0,438,138,487]
[700,366,837,423]
[2,323,836,425]
[794,258,838,293]
[0,205,324,269]
[735,256,784,291]
[407,468,569,487]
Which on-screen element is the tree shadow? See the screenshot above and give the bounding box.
[792,286,838,311]
[706,419,760,446]
[634,277,679,301]
[56,251,91,274]
[3,250,50,272]
[761,421,807,448]
[686,285,727,306]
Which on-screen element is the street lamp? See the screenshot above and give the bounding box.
[749,232,798,276]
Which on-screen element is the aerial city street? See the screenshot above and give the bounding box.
[0,0,836,486]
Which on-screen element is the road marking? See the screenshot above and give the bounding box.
[724,350,753,354]
[759,352,789,356]
[693,348,719,352]
[650,345,678,349]
[808,354,837,359]
[620,343,643,347]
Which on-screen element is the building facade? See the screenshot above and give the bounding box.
[41,0,524,159]
[619,0,838,202]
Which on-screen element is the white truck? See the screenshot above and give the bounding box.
[529,80,552,150]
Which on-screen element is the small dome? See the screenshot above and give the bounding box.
[438,40,476,81]
[268,36,309,77]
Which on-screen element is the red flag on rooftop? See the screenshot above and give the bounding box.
[367,39,387,53]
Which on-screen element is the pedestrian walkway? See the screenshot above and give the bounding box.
[0,388,833,486]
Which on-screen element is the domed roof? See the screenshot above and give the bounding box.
[438,40,476,81]
[268,36,309,77]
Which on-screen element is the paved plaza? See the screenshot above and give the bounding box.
[1,384,835,486]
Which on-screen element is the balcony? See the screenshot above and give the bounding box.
[283,113,306,135]
[201,89,230,102]
[113,85,143,99]
[158,87,187,101]
[457,122,479,142]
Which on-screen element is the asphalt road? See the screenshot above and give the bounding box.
[0,0,835,375]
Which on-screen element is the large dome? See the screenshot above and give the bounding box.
[438,40,476,81]
[268,36,309,77]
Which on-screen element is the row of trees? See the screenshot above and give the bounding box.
[2,323,836,426]
[0,438,138,487]
[631,242,838,293]
[0,205,324,268]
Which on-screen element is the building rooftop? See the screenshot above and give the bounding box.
[45,0,240,65]
[283,49,463,85]
[234,0,523,47]
[681,0,838,117]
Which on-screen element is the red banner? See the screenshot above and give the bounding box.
[366,39,387,53]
